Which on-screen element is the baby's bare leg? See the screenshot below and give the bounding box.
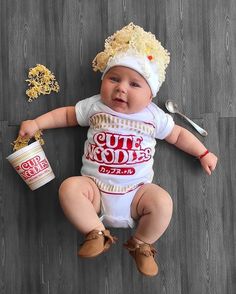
[59,176,105,234]
[131,183,173,244]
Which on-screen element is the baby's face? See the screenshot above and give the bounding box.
[100,66,152,114]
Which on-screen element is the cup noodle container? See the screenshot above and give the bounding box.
[6,141,55,190]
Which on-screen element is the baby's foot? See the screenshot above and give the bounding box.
[124,237,158,276]
[78,229,117,258]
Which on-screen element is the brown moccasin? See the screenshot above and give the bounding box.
[124,237,158,277]
[78,229,117,258]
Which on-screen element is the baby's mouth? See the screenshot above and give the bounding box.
[113,97,127,104]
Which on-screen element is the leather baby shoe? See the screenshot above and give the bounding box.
[123,237,158,277]
[78,229,117,258]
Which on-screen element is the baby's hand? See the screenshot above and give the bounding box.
[199,152,218,175]
[19,120,40,138]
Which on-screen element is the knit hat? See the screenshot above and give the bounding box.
[92,23,170,97]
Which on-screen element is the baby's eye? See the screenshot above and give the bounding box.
[130,82,141,87]
[109,76,120,82]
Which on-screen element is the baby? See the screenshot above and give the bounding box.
[19,23,218,277]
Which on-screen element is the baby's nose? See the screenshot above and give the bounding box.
[116,82,128,93]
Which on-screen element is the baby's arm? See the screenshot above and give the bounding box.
[19,106,78,138]
[165,125,218,175]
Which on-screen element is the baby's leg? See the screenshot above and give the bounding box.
[59,176,105,234]
[124,184,172,276]
[131,183,173,244]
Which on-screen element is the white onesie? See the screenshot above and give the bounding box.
[75,94,174,228]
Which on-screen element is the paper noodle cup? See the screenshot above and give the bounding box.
[6,141,55,190]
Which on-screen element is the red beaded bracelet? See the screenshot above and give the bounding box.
[198,150,209,159]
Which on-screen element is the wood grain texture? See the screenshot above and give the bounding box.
[1,0,236,293]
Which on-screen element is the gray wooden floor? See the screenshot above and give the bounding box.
[1,0,236,293]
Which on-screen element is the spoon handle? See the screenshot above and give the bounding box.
[177,112,208,136]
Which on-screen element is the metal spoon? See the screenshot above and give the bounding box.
[165,100,208,136]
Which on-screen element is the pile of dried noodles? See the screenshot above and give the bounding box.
[26,64,60,102]
[12,130,44,151]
